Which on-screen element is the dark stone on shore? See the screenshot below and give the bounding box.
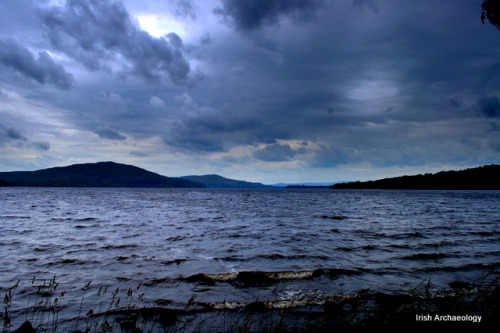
[116,316,138,331]
[13,321,35,333]
[157,310,178,327]
[235,271,274,286]
[245,301,268,313]
[492,285,500,299]
[374,293,414,309]
[118,308,178,328]
[323,300,344,314]
[448,281,473,290]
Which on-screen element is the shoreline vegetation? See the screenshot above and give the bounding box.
[1,274,498,332]
[330,164,500,190]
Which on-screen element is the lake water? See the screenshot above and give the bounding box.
[0,188,499,329]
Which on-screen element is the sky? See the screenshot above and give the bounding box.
[0,0,499,184]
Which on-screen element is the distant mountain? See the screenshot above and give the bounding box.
[180,174,273,188]
[329,165,500,190]
[0,161,203,188]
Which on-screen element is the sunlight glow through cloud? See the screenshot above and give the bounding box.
[136,14,187,39]
[347,80,399,102]
[0,0,498,183]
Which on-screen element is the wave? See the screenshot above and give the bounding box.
[216,254,329,262]
[143,277,174,286]
[203,298,330,310]
[101,244,139,250]
[417,262,500,273]
[21,258,38,262]
[317,215,348,220]
[162,258,188,266]
[33,246,54,252]
[0,215,31,219]
[418,240,459,248]
[182,268,363,286]
[388,244,412,249]
[50,217,72,221]
[468,231,500,237]
[47,258,101,266]
[75,217,98,221]
[351,230,425,239]
[398,252,452,260]
[379,232,425,239]
[255,254,329,260]
[166,235,188,242]
[215,255,246,262]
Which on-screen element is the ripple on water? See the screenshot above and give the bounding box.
[0,187,498,322]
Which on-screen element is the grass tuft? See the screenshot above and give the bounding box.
[1,273,499,332]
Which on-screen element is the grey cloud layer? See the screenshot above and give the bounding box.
[0,0,498,175]
[0,39,74,89]
[40,0,191,84]
[0,125,50,152]
[94,127,127,141]
[0,126,27,142]
[171,0,196,19]
[253,143,299,162]
[215,0,324,31]
[163,112,279,153]
[477,96,500,118]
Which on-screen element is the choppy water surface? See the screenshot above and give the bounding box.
[0,188,499,327]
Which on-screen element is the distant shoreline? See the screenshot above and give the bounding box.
[1,162,499,189]
[329,164,500,190]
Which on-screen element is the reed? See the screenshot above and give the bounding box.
[1,273,498,332]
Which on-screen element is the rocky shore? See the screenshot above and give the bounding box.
[3,276,498,332]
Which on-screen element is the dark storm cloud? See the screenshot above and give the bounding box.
[214,0,324,31]
[29,141,51,152]
[0,39,74,89]
[40,0,191,84]
[129,151,149,157]
[477,96,500,118]
[0,126,27,142]
[94,127,127,141]
[161,93,295,153]
[171,0,196,19]
[352,0,379,13]
[0,125,50,152]
[1,0,498,177]
[253,143,297,162]
[308,144,349,168]
[489,135,500,152]
[164,115,266,153]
